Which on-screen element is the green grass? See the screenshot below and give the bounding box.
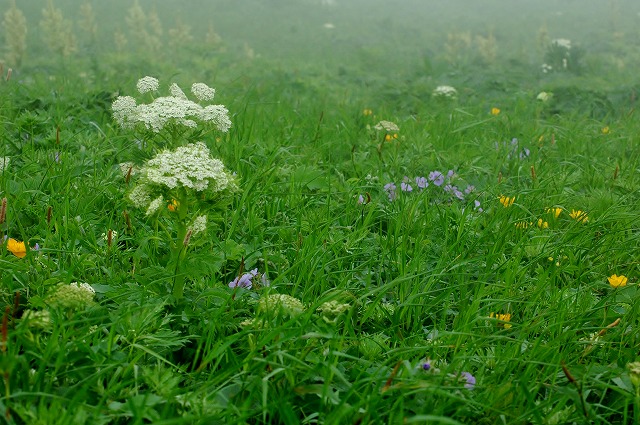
[1,0,640,423]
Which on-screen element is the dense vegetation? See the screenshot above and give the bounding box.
[1,0,639,423]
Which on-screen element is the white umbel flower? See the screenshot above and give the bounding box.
[200,105,232,132]
[169,83,188,100]
[189,215,207,235]
[136,76,159,93]
[551,38,571,49]
[432,85,458,99]
[142,142,236,192]
[112,96,137,129]
[191,83,216,101]
[146,196,164,216]
[374,120,400,132]
[112,78,232,133]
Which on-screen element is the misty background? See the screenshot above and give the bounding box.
[3,0,640,117]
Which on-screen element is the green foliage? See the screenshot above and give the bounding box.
[1,0,640,423]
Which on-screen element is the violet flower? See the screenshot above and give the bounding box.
[384,183,397,201]
[401,177,413,192]
[415,176,428,189]
[460,372,476,389]
[428,171,444,187]
[229,268,259,289]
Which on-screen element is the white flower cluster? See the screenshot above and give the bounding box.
[112,77,231,133]
[21,309,52,330]
[145,142,235,191]
[317,300,351,323]
[374,120,400,132]
[129,142,237,214]
[189,215,207,235]
[258,294,305,318]
[432,85,458,99]
[45,282,96,310]
[136,76,160,93]
[551,38,571,50]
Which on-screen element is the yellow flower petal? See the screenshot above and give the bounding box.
[499,195,515,207]
[7,238,27,258]
[608,274,628,288]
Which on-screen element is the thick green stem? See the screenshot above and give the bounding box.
[170,190,189,300]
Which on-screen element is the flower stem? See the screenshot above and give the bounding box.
[170,190,189,300]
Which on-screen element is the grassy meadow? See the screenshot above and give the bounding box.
[1,0,640,423]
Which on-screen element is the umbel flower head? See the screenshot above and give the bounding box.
[129,142,238,215]
[258,294,305,318]
[112,76,231,133]
[45,282,96,310]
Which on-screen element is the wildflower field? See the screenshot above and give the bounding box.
[1,0,640,423]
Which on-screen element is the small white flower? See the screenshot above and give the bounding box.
[112,96,137,129]
[119,162,137,177]
[136,76,159,94]
[191,83,216,102]
[432,85,458,99]
[189,215,207,235]
[169,83,188,100]
[146,196,164,215]
[200,105,232,132]
[374,120,399,132]
[129,184,152,208]
[551,38,571,49]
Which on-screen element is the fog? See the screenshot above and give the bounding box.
[5,0,639,69]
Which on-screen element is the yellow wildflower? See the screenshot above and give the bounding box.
[167,199,179,212]
[490,312,512,329]
[537,218,549,229]
[491,107,501,116]
[499,195,515,207]
[608,274,628,288]
[546,207,562,218]
[7,238,27,258]
[384,133,398,142]
[363,108,373,116]
[515,221,531,229]
[569,209,588,223]
[602,126,610,135]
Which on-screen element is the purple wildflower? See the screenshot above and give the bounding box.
[444,185,464,200]
[357,194,365,204]
[401,177,413,192]
[32,243,41,251]
[474,200,483,212]
[384,183,397,201]
[519,147,531,160]
[422,362,431,371]
[464,185,475,194]
[428,171,444,187]
[447,170,455,179]
[415,176,428,189]
[460,372,476,389]
[229,268,259,289]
